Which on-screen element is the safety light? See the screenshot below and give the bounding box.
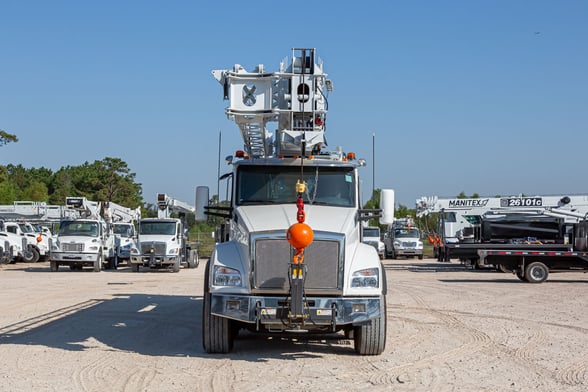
[347,152,356,160]
[235,150,246,158]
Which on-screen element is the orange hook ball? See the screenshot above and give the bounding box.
[287,222,314,249]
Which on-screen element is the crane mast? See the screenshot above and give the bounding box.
[212,48,331,158]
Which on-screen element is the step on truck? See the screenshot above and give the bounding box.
[197,48,395,355]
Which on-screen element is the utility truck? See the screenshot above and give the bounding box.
[0,221,24,264]
[383,217,423,259]
[129,193,198,272]
[198,48,395,355]
[417,194,588,282]
[361,226,385,259]
[0,201,72,263]
[50,197,115,272]
[104,201,141,268]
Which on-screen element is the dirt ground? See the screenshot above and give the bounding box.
[0,258,586,392]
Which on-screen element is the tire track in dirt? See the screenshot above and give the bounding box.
[555,360,588,386]
[71,346,119,391]
[121,367,158,392]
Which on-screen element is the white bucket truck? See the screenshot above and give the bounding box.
[129,193,198,272]
[50,197,115,272]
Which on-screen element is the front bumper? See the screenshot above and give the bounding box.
[130,254,178,267]
[210,294,383,329]
[51,252,100,264]
[395,248,423,256]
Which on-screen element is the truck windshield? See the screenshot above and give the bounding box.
[114,223,134,237]
[59,221,99,237]
[236,165,356,207]
[363,228,380,237]
[140,221,176,235]
[395,228,420,238]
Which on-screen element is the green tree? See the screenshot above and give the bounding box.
[0,130,18,146]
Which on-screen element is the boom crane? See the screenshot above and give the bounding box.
[198,48,395,355]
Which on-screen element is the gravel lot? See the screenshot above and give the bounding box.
[0,258,586,392]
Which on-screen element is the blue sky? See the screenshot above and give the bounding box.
[1,0,587,208]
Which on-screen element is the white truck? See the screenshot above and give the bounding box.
[104,201,141,268]
[0,201,71,263]
[129,193,198,272]
[50,197,116,272]
[0,222,24,264]
[361,226,385,259]
[383,218,424,259]
[198,48,395,355]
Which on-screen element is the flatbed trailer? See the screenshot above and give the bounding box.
[476,247,588,283]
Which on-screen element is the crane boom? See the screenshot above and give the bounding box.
[156,193,195,218]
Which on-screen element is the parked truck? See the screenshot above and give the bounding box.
[129,193,198,272]
[417,194,588,282]
[104,201,141,268]
[383,218,423,259]
[198,48,395,355]
[50,197,116,272]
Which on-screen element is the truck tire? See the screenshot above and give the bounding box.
[20,247,39,263]
[50,260,59,272]
[525,262,549,283]
[172,258,180,273]
[94,254,102,272]
[354,296,386,355]
[187,250,198,268]
[202,260,234,353]
[130,263,140,272]
[418,254,424,260]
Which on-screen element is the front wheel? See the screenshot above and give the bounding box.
[354,296,386,355]
[525,262,549,283]
[202,260,234,353]
[50,261,59,272]
[94,253,102,272]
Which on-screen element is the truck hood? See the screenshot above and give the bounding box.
[235,204,356,235]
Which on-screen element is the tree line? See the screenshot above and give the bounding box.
[0,157,143,208]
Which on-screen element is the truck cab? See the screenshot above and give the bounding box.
[384,225,424,259]
[50,218,115,271]
[362,226,385,259]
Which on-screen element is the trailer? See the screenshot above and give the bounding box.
[415,194,588,282]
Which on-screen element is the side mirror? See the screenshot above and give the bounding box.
[195,186,210,221]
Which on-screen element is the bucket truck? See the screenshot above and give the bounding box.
[197,48,395,354]
[103,201,141,268]
[129,193,198,272]
[49,197,115,272]
[416,194,588,282]
[0,201,73,263]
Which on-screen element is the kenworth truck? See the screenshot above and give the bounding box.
[197,48,395,355]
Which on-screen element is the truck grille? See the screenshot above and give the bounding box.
[402,241,417,247]
[62,243,84,252]
[140,242,166,255]
[252,232,343,294]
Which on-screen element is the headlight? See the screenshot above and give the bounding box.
[393,240,401,247]
[88,245,99,251]
[169,247,180,255]
[213,266,242,286]
[351,268,379,288]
